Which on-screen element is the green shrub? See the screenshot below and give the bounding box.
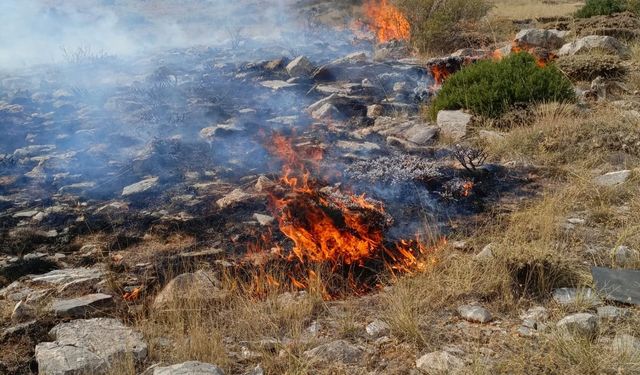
[575,0,634,18]
[394,0,492,53]
[429,53,575,119]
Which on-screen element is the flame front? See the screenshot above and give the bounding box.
[363,0,410,43]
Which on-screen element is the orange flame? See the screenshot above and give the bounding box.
[493,41,557,68]
[363,0,410,43]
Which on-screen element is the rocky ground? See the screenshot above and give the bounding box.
[1,1,640,375]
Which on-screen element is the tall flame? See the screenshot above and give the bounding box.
[363,0,410,43]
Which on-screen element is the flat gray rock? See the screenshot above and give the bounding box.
[122,177,159,196]
[597,306,630,320]
[457,304,493,323]
[303,340,363,364]
[152,361,225,375]
[556,313,598,338]
[594,170,631,187]
[416,350,464,373]
[592,267,640,305]
[436,110,472,142]
[552,287,600,306]
[558,35,630,57]
[515,28,566,49]
[366,319,391,338]
[50,293,113,318]
[36,318,147,375]
[153,270,225,309]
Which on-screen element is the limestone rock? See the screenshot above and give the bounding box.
[475,244,494,260]
[253,213,274,226]
[122,177,159,196]
[152,361,225,375]
[553,287,600,306]
[286,56,314,78]
[594,170,631,187]
[436,110,472,141]
[366,319,391,338]
[35,318,147,375]
[11,300,36,322]
[216,189,251,209]
[597,305,630,320]
[153,270,225,309]
[556,313,598,338]
[416,351,464,374]
[515,29,567,50]
[303,340,363,364]
[311,103,341,120]
[558,35,630,57]
[50,293,113,318]
[457,305,493,323]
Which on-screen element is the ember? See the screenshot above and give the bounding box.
[363,0,411,43]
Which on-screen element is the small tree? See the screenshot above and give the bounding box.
[430,53,575,119]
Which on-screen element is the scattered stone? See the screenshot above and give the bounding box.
[303,340,363,364]
[457,305,493,323]
[612,334,640,354]
[153,270,225,309]
[558,35,630,58]
[50,293,113,318]
[366,319,391,338]
[402,124,439,145]
[437,110,472,141]
[567,218,586,225]
[29,267,104,287]
[475,244,494,260]
[259,80,296,90]
[515,29,567,50]
[597,306,630,320]
[553,287,601,306]
[520,306,549,323]
[11,300,36,322]
[152,361,225,375]
[36,318,147,375]
[255,175,276,192]
[122,177,159,196]
[286,56,314,78]
[311,103,341,120]
[612,245,638,267]
[556,313,599,338]
[367,104,384,118]
[416,351,464,374]
[253,213,274,226]
[216,189,251,209]
[336,140,381,154]
[594,170,631,187]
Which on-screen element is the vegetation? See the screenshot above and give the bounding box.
[575,0,639,18]
[429,53,575,119]
[394,0,492,53]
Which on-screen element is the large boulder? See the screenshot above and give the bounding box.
[152,361,225,375]
[35,318,147,375]
[515,29,567,50]
[558,35,630,58]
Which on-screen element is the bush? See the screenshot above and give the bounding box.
[557,54,627,81]
[430,53,575,119]
[575,0,638,18]
[394,0,492,53]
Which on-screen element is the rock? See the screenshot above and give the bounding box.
[436,110,472,141]
[253,213,274,226]
[402,124,439,146]
[597,305,630,320]
[556,313,598,338]
[36,318,147,375]
[416,351,464,374]
[11,300,36,322]
[303,340,363,364]
[336,140,381,155]
[50,293,113,318]
[457,305,493,323]
[122,177,159,196]
[310,103,341,120]
[515,29,567,50]
[216,189,251,209]
[286,56,314,77]
[612,334,640,354]
[29,267,104,287]
[475,244,494,260]
[153,270,225,309]
[255,176,276,192]
[553,287,601,306]
[152,361,225,375]
[520,306,549,323]
[259,80,297,90]
[567,217,586,225]
[558,35,630,57]
[366,319,391,338]
[367,104,384,118]
[594,170,631,187]
[612,245,638,266]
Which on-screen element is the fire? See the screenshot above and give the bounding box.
[363,0,410,43]
[493,41,557,67]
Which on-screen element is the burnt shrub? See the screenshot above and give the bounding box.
[429,53,575,119]
[395,0,492,53]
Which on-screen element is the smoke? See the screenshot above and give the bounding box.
[0,0,303,70]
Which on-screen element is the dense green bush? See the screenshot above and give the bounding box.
[575,0,638,18]
[430,53,575,119]
[394,0,492,53]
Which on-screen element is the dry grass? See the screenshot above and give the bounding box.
[490,0,583,19]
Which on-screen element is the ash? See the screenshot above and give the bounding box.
[345,154,442,184]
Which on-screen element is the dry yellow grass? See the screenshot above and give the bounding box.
[490,0,584,19]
